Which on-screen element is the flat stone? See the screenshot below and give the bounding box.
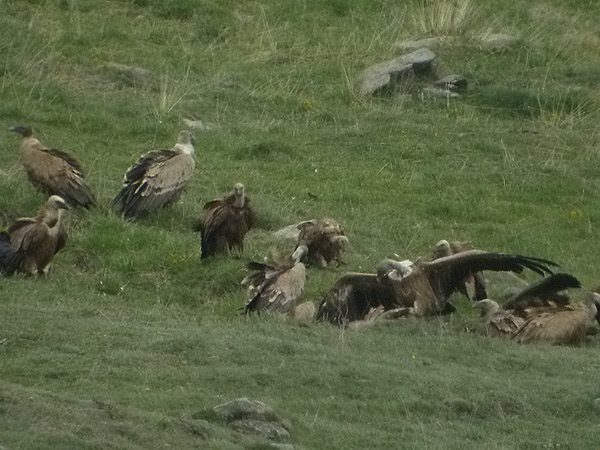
[355,48,437,97]
[395,36,456,52]
[273,220,317,241]
[103,62,152,87]
[232,419,291,442]
[213,398,279,423]
[478,33,519,51]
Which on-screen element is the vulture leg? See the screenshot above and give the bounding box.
[473,272,488,300]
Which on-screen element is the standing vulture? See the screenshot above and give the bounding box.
[242,245,308,315]
[195,183,255,258]
[10,125,96,208]
[0,195,69,276]
[295,218,348,267]
[431,239,488,301]
[317,250,558,326]
[113,130,195,219]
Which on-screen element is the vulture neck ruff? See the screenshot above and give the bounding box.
[174,142,195,156]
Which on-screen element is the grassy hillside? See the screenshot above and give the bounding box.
[1,0,600,448]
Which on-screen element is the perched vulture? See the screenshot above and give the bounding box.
[317,250,558,326]
[242,245,308,315]
[296,218,348,267]
[431,239,487,301]
[113,130,195,219]
[10,125,96,208]
[195,183,255,258]
[0,195,69,276]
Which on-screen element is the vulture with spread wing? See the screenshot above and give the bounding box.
[295,218,348,267]
[242,246,308,315]
[195,183,255,258]
[317,250,558,326]
[0,195,69,276]
[474,273,600,344]
[431,239,487,301]
[10,126,96,208]
[113,130,195,219]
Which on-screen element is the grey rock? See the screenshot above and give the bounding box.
[273,220,317,241]
[478,33,519,51]
[213,398,279,423]
[434,74,467,92]
[356,48,437,97]
[420,87,459,98]
[232,419,291,442]
[395,36,456,52]
[183,118,218,131]
[104,62,152,87]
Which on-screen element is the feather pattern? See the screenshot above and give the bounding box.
[113,131,195,219]
[11,126,96,208]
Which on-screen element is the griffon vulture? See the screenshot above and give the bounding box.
[195,183,255,258]
[10,125,96,208]
[0,195,69,276]
[474,273,595,344]
[317,250,558,326]
[242,246,308,315]
[113,130,195,219]
[432,239,488,301]
[295,218,348,267]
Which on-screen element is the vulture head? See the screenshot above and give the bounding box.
[176,130,196,155]
[433,239,452,257]
[233,182,246,207]
[47,195,70,211]
[9,125,33,137]
[473,299,500,318]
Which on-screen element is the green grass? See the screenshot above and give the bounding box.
[1,0,600,448]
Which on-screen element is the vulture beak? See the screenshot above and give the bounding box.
[57,200,70,210]
[9,125,32,137]
[291,245,308,263]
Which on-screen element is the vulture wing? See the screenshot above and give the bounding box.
[487,311,525,337]
[317,273,398,325]
[421,250,558,301]
[26,145,96,209]
[113,150,194,219]
[199,201,233,258]
[0,232,22,275]
[9,221,48,253]
[243,262,304,314]
[503,273,580,313]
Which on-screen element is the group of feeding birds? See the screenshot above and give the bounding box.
[2,126,599,346]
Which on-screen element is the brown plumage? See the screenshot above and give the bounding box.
[195,183,255,258]
[113,130,195,220]
[473,299,525,337]
[432,239,487,301]
[242,246,308,315]
[0,195,69,276]
[296,218,348,267]
[10,125,96,208]
[318,251,558,326]
[512,294,600,345]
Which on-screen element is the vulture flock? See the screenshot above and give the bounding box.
[2,125,600,347]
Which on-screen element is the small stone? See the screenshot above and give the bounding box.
[232,419,291,442]
[103,62,152,87]
[434,74,467,92]
[183,118,218,130]
[478,33,519,51]
[420,87,459,98]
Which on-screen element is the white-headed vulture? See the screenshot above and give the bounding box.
[113,130,195,219]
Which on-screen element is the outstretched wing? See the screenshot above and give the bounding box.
[503,273,581,313]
